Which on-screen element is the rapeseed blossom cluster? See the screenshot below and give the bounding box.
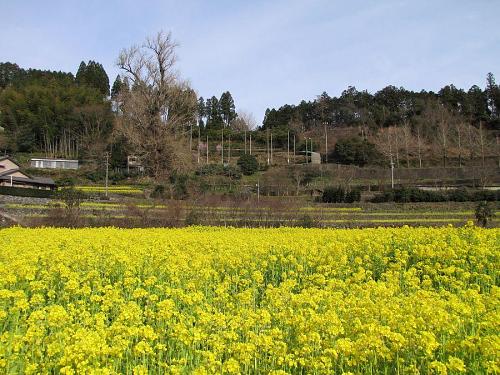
[0,225,498,374]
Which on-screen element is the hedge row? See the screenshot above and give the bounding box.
[371,187,499,203]
[321,186,361,203]
[0,186,54,198]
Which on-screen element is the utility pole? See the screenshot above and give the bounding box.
[293,135,296,164]
[305,138,308,164]
[197,125,200,164]
[221,128,224,165]
[189,123,193,152]
[244,130,247,154]
[249,133,252,155]
[266,129,270,165]
[206,135,209,164]
[270,132,273,165]
[105,152,109,198]
[390,153,395,189]
[324,123,328,163]
[228,134,231,164]
[287,131,290,164]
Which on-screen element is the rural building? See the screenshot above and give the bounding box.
[310,152,321,164]
[30,158,79,170]
[127,155,144,173]
[0,156,55,190]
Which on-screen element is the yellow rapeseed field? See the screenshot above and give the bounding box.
[0,225,498,374]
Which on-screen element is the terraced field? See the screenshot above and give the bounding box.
[2,199,498,227]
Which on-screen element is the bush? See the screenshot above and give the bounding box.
[56,188,86,210]
[0,186,54,198]
[329,137,382,166]
[475,201,493,227]
[296,214,315,228]
[55,176,76,187]
[237,154,259,175]
[322,186,345,203]
[321,186,361,203]
[151,184,166,199]
[345,189,361,203]
[185,209,202,226]
[371,187,499,203]
[169,174,189,200]
[85,170,105,182]
[195,164,241,180]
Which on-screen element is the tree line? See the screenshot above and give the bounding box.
[0,60,113,160]
[1,29,499,180]
[263,76,500,131]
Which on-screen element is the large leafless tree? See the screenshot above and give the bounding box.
[116,31,197,180]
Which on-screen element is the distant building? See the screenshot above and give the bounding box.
[30,158,79,170]
[127,155,144,173]
[303,151,322,164]
[310,152,321,164]
[0,156,55,190]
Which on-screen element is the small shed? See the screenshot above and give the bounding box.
[310,152,321,164]
[30,158,79,170]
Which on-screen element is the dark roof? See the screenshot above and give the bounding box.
[0,175,55,187]
[0,168,31,178]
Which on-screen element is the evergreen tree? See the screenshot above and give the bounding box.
[219,91,237,127]
[197,97,205,128]
[486,72,500,120]
[111,75,123,99]
[75,61,87,85]
[75,60,110,97]
[206,96,223,129]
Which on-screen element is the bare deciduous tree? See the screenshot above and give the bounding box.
[231,110,256,131]
[116,31,197,180]
[76,104,112,161]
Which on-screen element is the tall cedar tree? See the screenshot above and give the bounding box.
[76,60,110,97]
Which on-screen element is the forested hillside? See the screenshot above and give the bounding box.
[261,76,500,167]
[0,61,112,160]
[1,58,499,173]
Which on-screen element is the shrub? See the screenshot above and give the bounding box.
[329,137,382,166]
[475,201,493,227]
[151,184,166,199]
[55,176,76,187]
[185,209,202,226]
[322,186,345,203]
[296,214,315,228]
[237,154,259,175]
[85,170,105,182]
[371,188,499,203]
[345,189,361,203]
[169,174,189,200]
[0,186,54,198]
[195,164,241,180]
[56,188,86,210]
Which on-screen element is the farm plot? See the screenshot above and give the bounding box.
[4,201,499,227]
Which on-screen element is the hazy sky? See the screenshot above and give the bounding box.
[1,0,499,124]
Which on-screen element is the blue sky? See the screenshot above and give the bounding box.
[1,0,499,124]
